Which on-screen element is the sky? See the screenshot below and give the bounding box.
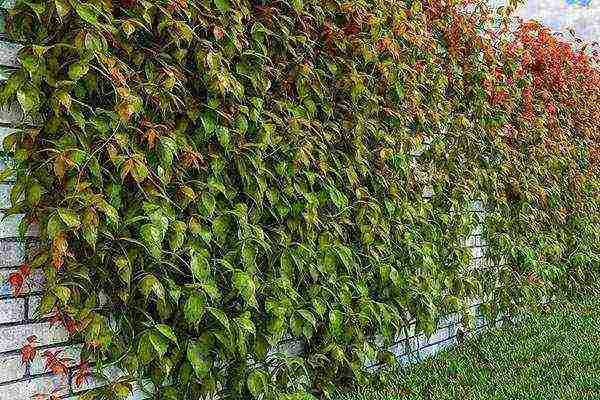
[505,0,600,41]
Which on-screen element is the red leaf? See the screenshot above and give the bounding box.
[19,263,30,278]
[213,26,225,40]
[21,343,36,365]
[73,361,92,388]
[42,349,73,377]
[8,272,24,296]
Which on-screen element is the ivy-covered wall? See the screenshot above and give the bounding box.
[0,165,494,399]
[0,22,497,392]
[0,0,599,399]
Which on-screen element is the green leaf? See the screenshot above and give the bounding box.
[156,324,178,346]
[241,243,257,271]
[115,256,131,284]
[236,115,248,133]
[55,90,72,110]
[212,215,229,240]
[187,341,210,378]
[327,185,348,209]
[217,126,230,148]
[247,369,265,397]
[23,1,47,17]
[58,208,81,228]
[95,197,119,225]
[233,270,257,308]
[140,223,162,259]
[27,182,42,206]
[389,266,401,287]
[202,192,216,216]
[200,111,217,135]
[297,309,316,328]
[68,62,90,81]
[46,213,64,239]
[184,293,206,324]
[169,221,186,251]
[55,0,71,18]
[158,137,177,168]
[173,21,193,41]
[138,274,165,301]
[235,312,256,335]
[291,0,303,11]
[208,307,230,332]
[148,330,168,358]
[53,285,71,303]
[213,0,230,13]
[74,1,100,25]
[190,248,210,280]
[17,86,40,113]
[200,280,221,300]
[329,309,343,336]
[131,159,148,182]
[138,332,156,365]
[0,168,14,183]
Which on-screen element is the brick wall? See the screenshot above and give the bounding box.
[0,11,506,400]
[0,12,127,398]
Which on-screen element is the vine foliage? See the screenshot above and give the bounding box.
[1,0,599,398]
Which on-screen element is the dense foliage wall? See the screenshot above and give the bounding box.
[1,0,599,398]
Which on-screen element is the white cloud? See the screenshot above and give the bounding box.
[511,0,600,41]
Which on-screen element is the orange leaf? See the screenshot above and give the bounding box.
[51,233,68,270]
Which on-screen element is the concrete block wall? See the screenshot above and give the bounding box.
[0,11,506,400]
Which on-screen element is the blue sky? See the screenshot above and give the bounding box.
[510,0,599,41]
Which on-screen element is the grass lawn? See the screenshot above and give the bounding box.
[334,295,600,400]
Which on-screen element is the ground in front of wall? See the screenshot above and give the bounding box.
[334,295,600,400]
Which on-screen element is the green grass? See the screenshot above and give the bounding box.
[334,296,600,400]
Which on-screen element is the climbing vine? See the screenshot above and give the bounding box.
[1,0,599,398]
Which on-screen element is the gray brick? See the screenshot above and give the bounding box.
[388,342,405,357]
[28,295,42,320]
[0,322,68,353]
[0,215,21,238]
[447,323,458,338]
[471,246,483,259]
[0,215,38,238]
[419,343,438,359]
[465,234,477,247]
[0,354,25,383]
[0,240,25,268]
[270,339,304,357]
[396,354,410,366]
[0,41,19,68]
[0,127,15,143]
[475,316,486,329]
[0,374,68,400]
[0,297,24,324]
[0,103,22,125]
[401,323,415,337]
[0,185,11,209]
[429,326,448,344]
[416,333,429,349]
[438,335,457,350]
[1,0,15,9]
[394,339,411,356]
